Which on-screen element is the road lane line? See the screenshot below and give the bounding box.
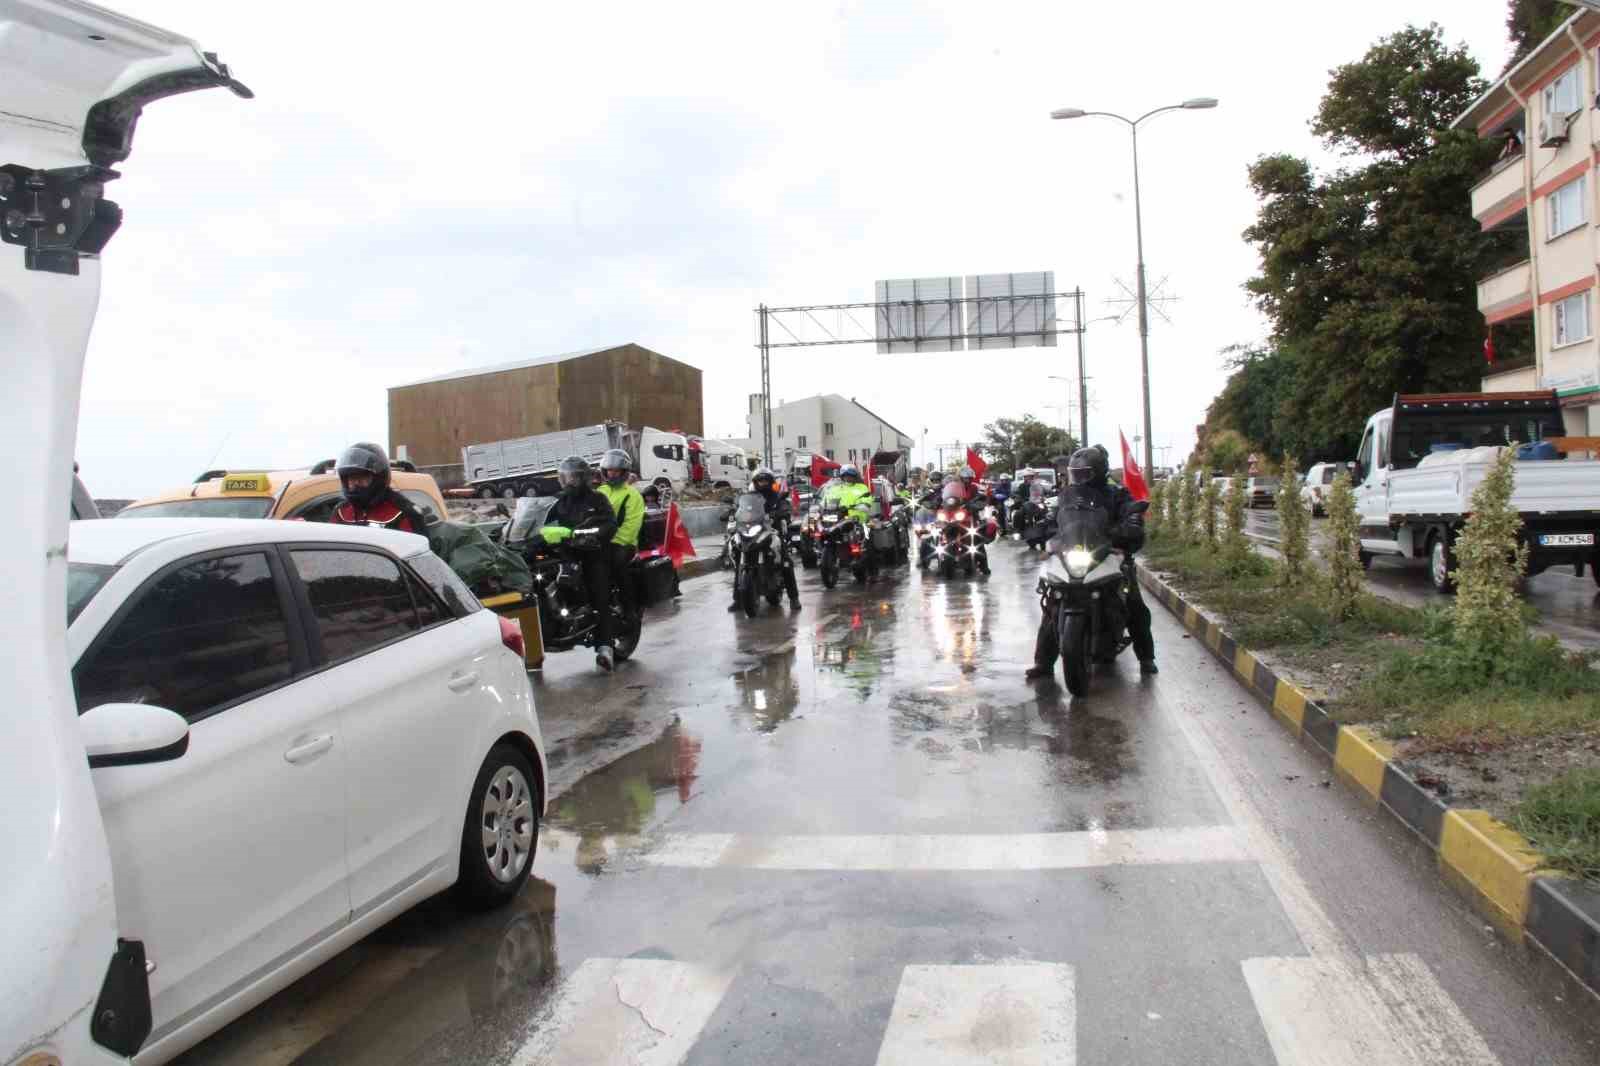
[641,825,1250,871]
[1243,953,1499,1066]
[874,963,1076,1066]
[1158,660,1500,1064]
[508,957,733,1066]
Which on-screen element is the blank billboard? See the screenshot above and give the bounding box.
[965,271,1057,350]
[874,277,963,353]
[872,272,1057,352]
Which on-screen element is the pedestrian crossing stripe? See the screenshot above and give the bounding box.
[875,963,1076,1066]
[641,826,1251,871]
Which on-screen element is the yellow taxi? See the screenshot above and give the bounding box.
[117,461,451,524]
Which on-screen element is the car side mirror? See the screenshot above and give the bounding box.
[79,703,190,769]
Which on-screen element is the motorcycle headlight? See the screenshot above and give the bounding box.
[1065,548,1094,579]
[726,520,737,532]
[937,510,949,522]
[745,523,763,535]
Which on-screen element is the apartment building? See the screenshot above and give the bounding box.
[731,393,914,467]
[1456,10,1600,436]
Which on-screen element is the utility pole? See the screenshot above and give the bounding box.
[1074,290,1088,445]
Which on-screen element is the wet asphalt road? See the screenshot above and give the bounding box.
[179,543,1600,1065]
[1246,511,1600,652]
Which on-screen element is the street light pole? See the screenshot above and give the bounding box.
[1051,96,1217,480]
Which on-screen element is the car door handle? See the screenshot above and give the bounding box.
[447,671,480,693]
[284,734,334,764]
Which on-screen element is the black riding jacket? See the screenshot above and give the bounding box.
[547,488,618,548]
[1057,479,1145,553]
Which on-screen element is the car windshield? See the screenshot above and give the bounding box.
[118,497,274,519]
[66,562,116,625]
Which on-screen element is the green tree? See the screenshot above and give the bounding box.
[1323,471,1363,621]
[979,415,1078,473]
[1238,26,1504,461]
[1147,479,1166,541]
[1506,0,1568,70]
[1450,447,1529,675]
[1177,462,1200,544]
[1205,428,1252,475]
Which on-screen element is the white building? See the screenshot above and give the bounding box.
[1456,10,1600,435]
[730,393,914,468]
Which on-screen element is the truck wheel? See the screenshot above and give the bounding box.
[479,486,497,500]
[500,485,518,501]
[1429,533,1457,594]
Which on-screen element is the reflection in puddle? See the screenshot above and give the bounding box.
[811,606,896,697]
[732,646,801,733]
[544,723,703,876]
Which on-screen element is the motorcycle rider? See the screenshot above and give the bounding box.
[597,448,646,622]
[1025,446,1158,680]
[822,464,874,522]
[329,441,430,533]
[992,474,1014,533]
[543,456,622,672]
[728,466,802,611]
[942,465,995,574]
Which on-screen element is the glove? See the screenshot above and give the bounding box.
[540,525,573,544]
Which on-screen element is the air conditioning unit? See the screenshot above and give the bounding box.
[1540,113,1570,147]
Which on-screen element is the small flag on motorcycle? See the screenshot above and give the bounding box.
[965,446,988,480]
[1119,429,1149,501]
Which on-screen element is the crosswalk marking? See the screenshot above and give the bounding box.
[507,958,733,1066]
[874,963,1076,1065]
[642,825,1250,871]
[1243,954,1500,1066]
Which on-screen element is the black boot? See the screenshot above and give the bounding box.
[1025,664,1051,681]
[1139,659,1159,676]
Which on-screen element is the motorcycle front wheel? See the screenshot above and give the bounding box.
[1060,612,1091,697]
[939,554,955,579]
[763,559,784,606]
[613,600,642,662]
[738,566,759,617]
[820,545,839,589]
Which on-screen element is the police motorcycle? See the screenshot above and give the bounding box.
[816,497,870,588]
[1038,499,1150,696]
[505,497,643,661]
[727,491,791,616]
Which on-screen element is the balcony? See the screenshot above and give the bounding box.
[1477,259,1532,321]
[1471,155,1525,229]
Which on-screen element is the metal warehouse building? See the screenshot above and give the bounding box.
[388,343,704,476]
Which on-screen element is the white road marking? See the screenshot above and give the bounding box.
[1243,954,1500,1066]
[508,957,733,1066]
[642,825,1250,871]
[874,963,1076,1066]
[1160,681,1501,1065]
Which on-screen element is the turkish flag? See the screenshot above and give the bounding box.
[965,446,988,479]
[809,455,841,488]
[662,502,697,568]
[1484,329,1496,365]
[1119,429,1149,501]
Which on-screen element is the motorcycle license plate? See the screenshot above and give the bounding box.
[1538,533,1595,547]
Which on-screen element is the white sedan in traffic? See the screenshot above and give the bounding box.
[65,518,546,1064]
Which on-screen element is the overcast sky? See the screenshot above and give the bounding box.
[80,0,1513,496]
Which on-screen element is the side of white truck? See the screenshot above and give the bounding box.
[463,423,690,498]
[1353,392,1600,592]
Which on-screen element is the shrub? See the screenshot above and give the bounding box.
[1177,462,1199,544]
[1449,446,1529,678]
[1201,474,1222,548]
[1146,480,1165,540]
[1323,470,1362,621]
[1221,473,1252,575]
[1275,453,1311,587]
[1514,769,1600,882]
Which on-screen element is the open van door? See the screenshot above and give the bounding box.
[1,3,247,1061]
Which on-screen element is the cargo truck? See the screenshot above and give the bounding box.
[463,423,691,498]
[1352,391,1600,592]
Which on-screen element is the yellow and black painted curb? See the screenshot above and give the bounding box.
[1136,563,1600,998]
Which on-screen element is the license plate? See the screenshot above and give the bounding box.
[1538,533,1595,547]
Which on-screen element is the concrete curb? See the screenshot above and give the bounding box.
[1137,562,1600,1000]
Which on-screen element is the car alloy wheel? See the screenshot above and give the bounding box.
[483,764,535,883]
[457,743,539,908]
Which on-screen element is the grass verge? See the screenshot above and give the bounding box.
[1514,770,1600,882]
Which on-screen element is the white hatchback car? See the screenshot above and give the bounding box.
[66,517,546,1064]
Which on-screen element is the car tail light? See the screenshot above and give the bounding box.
[498,615,526,659]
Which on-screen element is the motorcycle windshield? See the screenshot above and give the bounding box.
[1055,505,1111,552]
[734,493,766,525]
[508,496,559,542]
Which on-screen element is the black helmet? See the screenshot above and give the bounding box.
[839,464,861,483]
[337,441,390,509]
[752,466,777,492]
[600,448,630,487]
[557,456,592,497]
[1066,447,1108,487]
